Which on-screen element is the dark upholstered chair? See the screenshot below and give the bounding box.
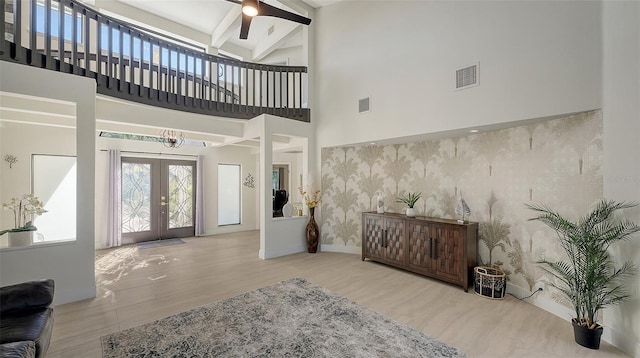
[273,189,289,217]
[0,279,55,358]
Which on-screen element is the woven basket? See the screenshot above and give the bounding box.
[474,266,506,299]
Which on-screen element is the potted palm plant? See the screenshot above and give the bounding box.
[527,200,639,349]
[397,192,422,217]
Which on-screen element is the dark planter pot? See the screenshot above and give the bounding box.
[572,319,603,350]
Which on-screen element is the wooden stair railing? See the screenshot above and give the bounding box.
[0,0,310,122]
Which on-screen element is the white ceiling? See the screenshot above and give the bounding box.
[106,0,324,60]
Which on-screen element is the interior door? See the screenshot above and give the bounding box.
[121,158,196,244]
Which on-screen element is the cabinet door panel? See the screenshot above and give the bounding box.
[384,218,406,266]
[407,220,431,274]
[363,215,384,260]
[433,225,463,283]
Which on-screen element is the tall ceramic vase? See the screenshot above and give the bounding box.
[306,207,319,253]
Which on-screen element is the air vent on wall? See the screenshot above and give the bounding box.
[358,97,370,113]
[456,63,479,89]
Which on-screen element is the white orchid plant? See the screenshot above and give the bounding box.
[0,194,47,235]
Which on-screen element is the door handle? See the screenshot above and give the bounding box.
[430,238,436,259]
[383,229,387,248]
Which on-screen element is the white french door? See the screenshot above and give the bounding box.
[121,158,196,244]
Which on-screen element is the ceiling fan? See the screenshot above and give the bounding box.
[225,0,312,39]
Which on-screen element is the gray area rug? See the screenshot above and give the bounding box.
[102,277,466,357]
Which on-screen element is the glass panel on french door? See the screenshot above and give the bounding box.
[218,164,241,226]
[168,165,193,229]
[121,162,152,233]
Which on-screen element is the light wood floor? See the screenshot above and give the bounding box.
[47,231,629,358]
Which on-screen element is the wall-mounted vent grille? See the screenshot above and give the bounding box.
[358,97,370,113]
[456,64,478,89]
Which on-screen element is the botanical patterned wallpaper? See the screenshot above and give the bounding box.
[320,110,603,291]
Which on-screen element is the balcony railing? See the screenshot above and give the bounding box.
[0,0,310,122]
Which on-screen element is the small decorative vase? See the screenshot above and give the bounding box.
[376,190,384,214]
[306,207,319,253]
[8,231,34,247]
[406,207,416,217]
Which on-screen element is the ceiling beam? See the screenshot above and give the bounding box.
[211,7,243,49]
[251,22,300,62]
[277,0,313,16]
[94,0,210,48]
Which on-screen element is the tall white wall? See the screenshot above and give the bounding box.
[314,1,638,355]
[602,1,640,355]
[315,1,602,148]
[0,62,96,305]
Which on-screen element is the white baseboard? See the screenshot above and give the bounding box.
[507,282,574,321]
[54,285,96,306]
[320,244,361,255]
[507,282,639,356]
[260,244,306,260]
[602,325,640,358]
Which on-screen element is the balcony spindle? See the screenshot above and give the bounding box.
[118,24,124,91]
[216,61,220,111]
[45,0,51,62]
[244,64,249,113]
[191,54,196,106]
[0,0,5,56]
[208,59,213,109]
[230,64,237,113]
[298,72,302,116]
[12,0,21,59]
[128,29,133,94]
[176,49,182,105]
[29,0,37,62]
[71,3,78,72]
[58,0,64,70]
[158,42,163,101]
[107,20,114,89]
[83,9,90,77]
[149,42,155,98]
[223,63,228,110]
[279,68,283,116]
[200,54,205,108]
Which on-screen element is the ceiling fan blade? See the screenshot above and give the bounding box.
[240,13,253,39]
[257,1,312,25]
[224,0,243,4]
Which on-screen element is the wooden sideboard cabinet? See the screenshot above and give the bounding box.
[362,212,478,291]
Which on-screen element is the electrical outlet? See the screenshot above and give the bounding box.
[533,282,545,293]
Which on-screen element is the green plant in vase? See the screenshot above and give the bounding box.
[397,192,422,217]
